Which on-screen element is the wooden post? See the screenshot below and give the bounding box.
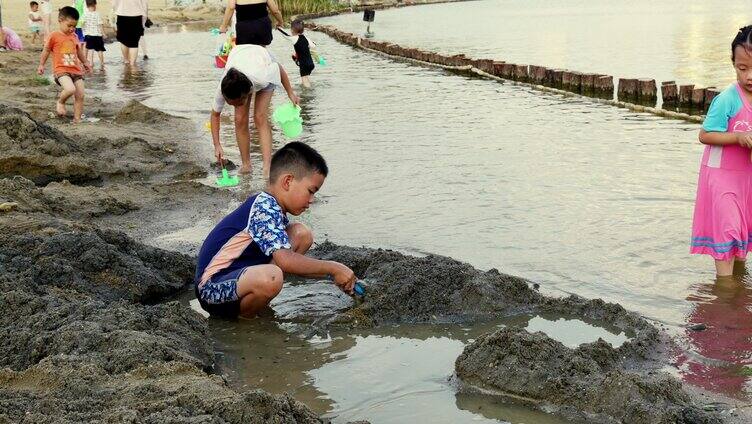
[691,87,706,110]
[476,59,494,73]
[618,78,638,101]
[638,79,657,103]
[581,73,596,94]
[562,71,573,91]
[501,63,515,79]
[549,69,564,89]
[493,61,505,77]
[535,66,550,85]
[679,84,694,107]
[570,72,582,93]
[514,64,529,82]
[661,81,678,105]
[595,75,614,98]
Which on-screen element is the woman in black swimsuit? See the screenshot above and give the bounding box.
[219,0,284,46]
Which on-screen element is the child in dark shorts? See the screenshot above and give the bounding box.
[289,19,316,88]
[194,142,358,318]
[82,0,106,70]
[38,6,91,123]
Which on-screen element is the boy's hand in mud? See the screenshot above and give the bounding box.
[330,263,356,294]
[214,145,225,166]
[288,93,300,106]
[83,62,92,74]
[37,65,45,75]
[738,132,752,148]
[219,24,227,33]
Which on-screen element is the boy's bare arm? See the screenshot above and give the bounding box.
[273,249,356,292]
[76,43,91,72]
[37,47,50,74]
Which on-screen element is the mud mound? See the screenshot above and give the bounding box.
[0,105,99,185]
[0,215,194,303]
[312,242,543,325]
[115,100,175,125]
[0,212,326,422]
[0,345,321,424]
[0,273,320,422]
[0,285,213,373]
[455,328,719,424]
[0,176,139,218]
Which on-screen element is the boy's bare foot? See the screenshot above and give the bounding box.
[238,165,252,174]
[55,101,67,117]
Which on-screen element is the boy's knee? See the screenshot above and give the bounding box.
[74,91,84,101]
[289,223,313,250]
[258,265,283,299]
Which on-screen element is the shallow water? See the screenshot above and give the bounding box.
[190,285,628,423]
[318,0,748,88]
[88,5,752,417]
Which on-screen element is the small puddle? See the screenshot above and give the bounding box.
[184,285,632,423]
[525,315,630,348]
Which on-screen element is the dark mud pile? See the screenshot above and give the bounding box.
[455,328,716,424]
[115,99,177,125]
[309,242,719,423]
[0,105,205,186]
[0,103,323,423]
[312,241,543,325]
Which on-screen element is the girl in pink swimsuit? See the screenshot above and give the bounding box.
[691,26,752,276]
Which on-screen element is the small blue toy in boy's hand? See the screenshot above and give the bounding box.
[353,281,366,297]
[210,28,220,36]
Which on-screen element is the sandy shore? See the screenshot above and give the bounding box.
[1,0,227,33]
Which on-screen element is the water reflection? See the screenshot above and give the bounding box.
[117,66,154,99]
[317,0,746,88]
[679,274,752,399]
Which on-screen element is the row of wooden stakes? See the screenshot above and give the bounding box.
[310,23,718,113]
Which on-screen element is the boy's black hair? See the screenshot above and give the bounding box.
[291,19,305,34]
[270,142,328,182]
[30,1,39,7]
[86,0,97,7]
[59,6,79,21]
[732,25,752,62]
[221,68,252,101]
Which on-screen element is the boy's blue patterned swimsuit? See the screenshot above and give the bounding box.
[194,191,291,317]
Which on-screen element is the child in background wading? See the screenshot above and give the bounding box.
[38,6,92,123]
[39,0,53,40]
[691,26,752,276]
[283,19,316,88]
[83,0,106,70]
[29,2,43,46]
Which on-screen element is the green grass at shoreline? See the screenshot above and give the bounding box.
[278,0,346,17]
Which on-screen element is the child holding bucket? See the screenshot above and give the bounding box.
[691,26,752,276]
[209,43,299,178]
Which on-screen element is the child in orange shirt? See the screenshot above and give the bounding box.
[37,6,91,123]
